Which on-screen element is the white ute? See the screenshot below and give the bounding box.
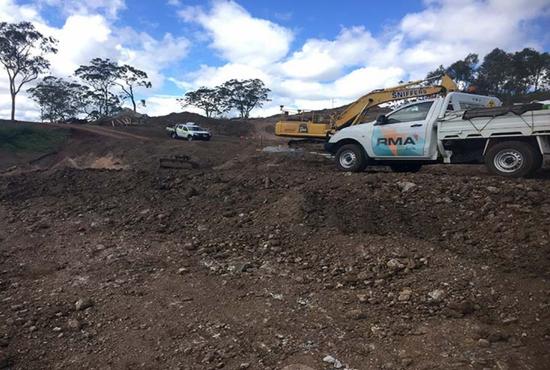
[166,122,212,141]
[325,92,550,178]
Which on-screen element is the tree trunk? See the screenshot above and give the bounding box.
[10,93,15,122]
[130,86,136,112]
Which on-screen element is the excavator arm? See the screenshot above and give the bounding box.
[275,75,458,140]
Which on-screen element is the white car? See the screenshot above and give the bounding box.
[166,122,212,141]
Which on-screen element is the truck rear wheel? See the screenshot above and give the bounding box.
[389,163,422,173]
[171,132,177,139]
[335,144,367,172]
[484,141,542,178]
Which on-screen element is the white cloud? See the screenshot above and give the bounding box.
[38,0,126,18]
[46,15,113,76]
[167,0,181,7]
[1,0,549,121]
[179,0,293,66]
[184,63,272,88]
[397,0,550,78]
[174,0,549,118]
[0,0,42,22]
[117,31,190,89]
[144,95,191,116]
[280,27,378,81]
[0,0,191,120]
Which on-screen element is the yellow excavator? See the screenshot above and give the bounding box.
[275,74,458,140]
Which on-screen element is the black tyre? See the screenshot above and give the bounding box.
[484,140,542,178]
[335,144,367,172]
[171,132,178,139]
[187,135,193,142]
[389,163,422,173]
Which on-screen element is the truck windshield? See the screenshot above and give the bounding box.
[387,101,434,124]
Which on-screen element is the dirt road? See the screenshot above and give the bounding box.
[0,125,549,369]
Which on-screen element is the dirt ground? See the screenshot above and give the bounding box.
[0,120,549,370]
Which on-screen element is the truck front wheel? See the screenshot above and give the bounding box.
[484,141,542,178]
[335,144,367,172]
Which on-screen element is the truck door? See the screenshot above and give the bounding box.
[179,126,188,137]
[371,101,434,158]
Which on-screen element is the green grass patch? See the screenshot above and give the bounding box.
[0,125,68,153]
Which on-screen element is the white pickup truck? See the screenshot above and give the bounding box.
[166,122,212,141]
[325,92,550,177]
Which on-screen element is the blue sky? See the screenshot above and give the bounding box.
[1,0,550,120]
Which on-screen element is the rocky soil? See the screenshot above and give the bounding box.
[0,127,549,370]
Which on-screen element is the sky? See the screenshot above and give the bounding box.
[1,0,549,120]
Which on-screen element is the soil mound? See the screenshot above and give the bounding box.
[1,121,549,369]
[146,111,255,137]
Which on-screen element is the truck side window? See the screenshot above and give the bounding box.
[387,102,434,124]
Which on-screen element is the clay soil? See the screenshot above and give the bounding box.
[0,120,549,370]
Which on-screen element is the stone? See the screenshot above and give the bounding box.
[397,181,416,192]
[67,319,81,330]
[398,288,412,301]
[357,294,368,303]
[75,297,93,311]
[184,241,198,251]
[346,309,368,320]
[477,338,490,347]
[386,259,405,270]
[322,355,343,369]
[486,186,499,194]
[428,289,445,302]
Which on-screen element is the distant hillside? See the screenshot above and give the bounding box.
[145,111,255,137]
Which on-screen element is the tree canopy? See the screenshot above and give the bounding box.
[117,64,152,112]
[181,79,271,119]
[178,87,228,118]
[27,76,90,123]
[0,21,58,121]
[75,58,122,118]
[427,48,550,101]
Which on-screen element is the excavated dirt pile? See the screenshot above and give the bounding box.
[0,127,549,370]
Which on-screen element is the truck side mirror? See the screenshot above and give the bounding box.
[376,115,388,125]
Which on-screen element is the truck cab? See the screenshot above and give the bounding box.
[168,122,212,141]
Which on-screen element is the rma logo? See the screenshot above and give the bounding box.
[377,137,416,146]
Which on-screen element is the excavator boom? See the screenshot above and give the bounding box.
[275,75,458,140]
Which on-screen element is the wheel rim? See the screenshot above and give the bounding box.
[339,149,357,169]
[494,149,523,173]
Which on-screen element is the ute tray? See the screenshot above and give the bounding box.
[462,103,544,120]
